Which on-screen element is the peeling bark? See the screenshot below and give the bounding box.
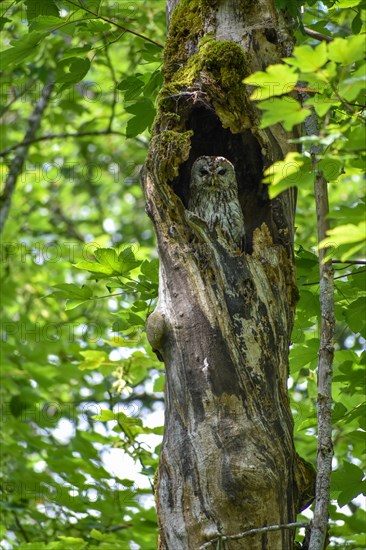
[144,1,314,548]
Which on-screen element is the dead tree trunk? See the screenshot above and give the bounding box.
[144,1,314,548]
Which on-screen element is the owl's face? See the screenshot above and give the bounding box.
[190,156,236,190]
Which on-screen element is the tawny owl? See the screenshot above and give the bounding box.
[189,156,245,249]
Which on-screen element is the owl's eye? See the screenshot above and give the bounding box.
[217,168,227,176]
[200,168,209,176]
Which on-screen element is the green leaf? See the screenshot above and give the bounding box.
[258,97,309,130]
[332,402,348,422]
[118,247,142,274]
[73,259,113,275]
[52,283,92,309]
[351,12,362,34]
[285,42,328,72]
[344,297,366,337]
[65,300,91,311]
[112,318,130,332]
[318,157,343,182]
[305,94,333,117]
[296,248,319,282]
[86,20,111,33]
[320,222,366,248]
[56,537,86,549]
[143,70,163,98]
[26,0,59,20]
[332,462,365,507]
[79,350,108,370]
[19,545,49,550]
[112,312,145,334]
[127,312,145,327]
[0,32,43,70]
[339,67,366,102]
[29,15,67,32]
[117,75,145,101]
[153,375,165,392]
[94,248,121,272]
[90,529,105,541]
[125,99,156,137]
[94,409,115,421]
[139,42,163,62]
[244,64,298,100]
[328,35,365,65]
[296,290,319,321]
[0,17,11,30]
[331,0,363,6]
[263,152,313,197]
[57,58,91,84]
[290,339,319,373]
[140,259,159,283]
[75,246,140,277]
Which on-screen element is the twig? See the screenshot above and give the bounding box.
[64,0,164,49]
[199,522,308,549]
[333,268,366,280]
[330,82,356,115]
[1,0,16,18]
[12,512,29,542]
[302,267,366,286]
[303,27,333,43]
[332,260,366,266]
[102,36,119,131]
[0,129,125,157]
[302,102,334,550]
[105,523,133,532]
[0,80,54,234]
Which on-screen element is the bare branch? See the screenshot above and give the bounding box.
[302,103,335,550]
[0,81,54,234]
[309,168,334,550]
[199,522,309,549]
[304,27,333,43]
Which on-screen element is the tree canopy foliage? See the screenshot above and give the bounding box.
[0,0,365,548]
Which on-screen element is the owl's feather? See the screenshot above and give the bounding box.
[189,156,245,248]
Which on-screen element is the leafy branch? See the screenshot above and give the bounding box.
[64,0,164,49]
[303,27,333,43]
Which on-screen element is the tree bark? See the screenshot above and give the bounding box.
[144,1,314,548]
[304,108,334,550]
